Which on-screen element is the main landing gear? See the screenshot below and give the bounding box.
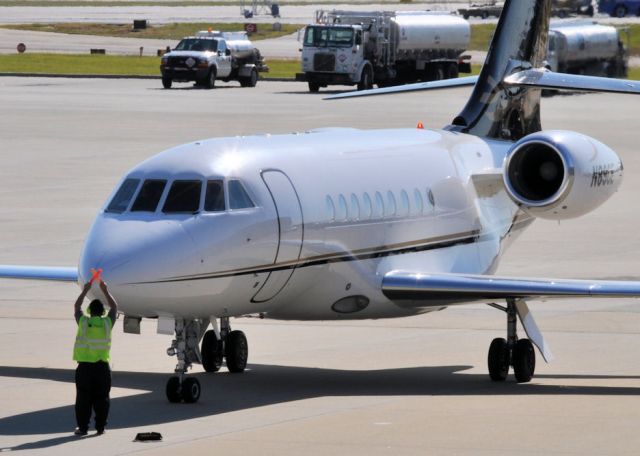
[487,299,541,383]
[165,317,248,403]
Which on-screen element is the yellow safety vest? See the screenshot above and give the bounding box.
[73,315,112,363]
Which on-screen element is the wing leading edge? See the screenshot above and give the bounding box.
[382,271,640,303]
[0,265,78,282]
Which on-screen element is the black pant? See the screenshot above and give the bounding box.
[75,362,111,431]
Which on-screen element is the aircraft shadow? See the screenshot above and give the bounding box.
[2,363,640,441]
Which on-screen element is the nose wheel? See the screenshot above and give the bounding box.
[487,300,536,383]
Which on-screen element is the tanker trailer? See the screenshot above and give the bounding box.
[296,10,471,93]
[547,22,627,78]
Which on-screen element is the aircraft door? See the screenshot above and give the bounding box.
[251,170,304,303]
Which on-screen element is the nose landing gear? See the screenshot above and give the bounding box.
[165,317,249,403]
[487,299,538,383]
[165,319,205,403]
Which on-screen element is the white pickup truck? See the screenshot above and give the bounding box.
[160,31,268,89]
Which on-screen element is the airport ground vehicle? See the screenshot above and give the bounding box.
[295,10,471,92]
[160,30,268,89]
[458,2,503,19]
[597,0,640,17]
[459,1,594,19]
[548,21,628,77]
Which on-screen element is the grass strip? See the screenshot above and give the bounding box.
[0,22,303,41]
[0,52,301,77]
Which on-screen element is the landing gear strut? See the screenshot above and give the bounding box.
[487,299,536,383]
[165,319,206,403]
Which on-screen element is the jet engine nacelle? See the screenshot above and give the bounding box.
[503,130,623,220]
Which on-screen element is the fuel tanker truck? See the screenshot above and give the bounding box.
[295,10,471,92]
[160,30,268,89]
[547,22,628,78]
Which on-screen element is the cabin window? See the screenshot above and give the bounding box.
[228,180,255,210]
[386,191,397,217]
[163,180,202,213]
[337,194,348,221]
[399,189,410,216]
[325,195,336,221]
[427,189,436,208]
[204,180,225,212]
[131,179,167,212]
[106,178,139,213]
[350,193,360,220]
[362,193,373,219]
[373,191,384,218]
[414,189,424,214]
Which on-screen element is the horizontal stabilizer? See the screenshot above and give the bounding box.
[383,272,640,303]
[0,265,78,282]
[324,76,479,100]
[504,69,640,94]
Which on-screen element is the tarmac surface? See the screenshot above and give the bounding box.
[2,78,640,455]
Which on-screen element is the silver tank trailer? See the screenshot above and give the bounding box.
[549,22,620,65]
[390,13,470,53]
[197,30,257,60]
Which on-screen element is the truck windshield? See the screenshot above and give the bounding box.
[175,38,218,52]
[304,26,354,48]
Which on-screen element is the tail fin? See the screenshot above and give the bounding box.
[326,0,640,139]
[447,0,551,140]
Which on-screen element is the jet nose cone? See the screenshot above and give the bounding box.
[79,214,200,286]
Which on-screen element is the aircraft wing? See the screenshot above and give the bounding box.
[0,265,78,282]
[382,271,640,303]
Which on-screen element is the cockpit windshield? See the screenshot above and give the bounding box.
[303,26,354,48]
[106,178,139,213]
[174,38,218,52]
[105,177,256,215]
[163,180,202,213]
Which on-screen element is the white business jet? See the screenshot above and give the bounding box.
[3,0,640,403]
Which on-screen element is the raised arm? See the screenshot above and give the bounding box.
[74,282,92,314]
[99,280,118,313]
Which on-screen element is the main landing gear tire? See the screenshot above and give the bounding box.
[487,337,509,381]
[202,329,223,372]
[513,339,535,383]
[225,330,248,373]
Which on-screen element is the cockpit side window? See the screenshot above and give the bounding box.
[163,180,202,213]
[228,180,255,210]
[131,179,167,212]
[106,178,140,213]
[204,180,225,212]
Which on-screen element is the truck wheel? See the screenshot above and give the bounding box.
[614,5,627,17]
[357,66,373,91]
[204,68,216,89]
[308,81,320,93]
[240,68,258,87]
[447,63,459,79]
[481,11,489,19]
[162,77,172,89]
[463,14,469,19]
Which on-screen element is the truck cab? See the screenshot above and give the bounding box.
[297,24,373,93]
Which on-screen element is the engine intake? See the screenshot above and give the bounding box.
[503,131,623,220]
